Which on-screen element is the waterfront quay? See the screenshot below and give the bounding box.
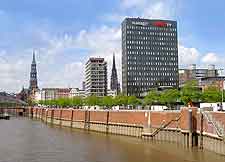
[29,107,225,156]
[0,117,224,162]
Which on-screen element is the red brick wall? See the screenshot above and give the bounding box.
[54,109,61,118]
[61,109,72,120]
[150,111,180,128]
[73,110,85,121]
[180,107,198,131]
[90,111,108,123]
[109,111,147,125]
[31,108,225,137]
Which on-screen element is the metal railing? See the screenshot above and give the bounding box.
[149,116,181,137]
[202,111,225,138]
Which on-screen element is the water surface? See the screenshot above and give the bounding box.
[0,118,224,162]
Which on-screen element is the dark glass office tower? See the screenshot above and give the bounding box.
[122,18,178,97]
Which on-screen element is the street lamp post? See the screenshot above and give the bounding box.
[219,69,224,111]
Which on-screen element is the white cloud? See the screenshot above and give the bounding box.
[121,0,147,9]
[201,52,220,64]
[142,1,176,19]
[178,45,200,66]
[75,26,122,86]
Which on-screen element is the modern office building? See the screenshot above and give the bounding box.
[122,18,178,96]
[110,54,120,94]
[179,64,219,86]
[85,58,107,97]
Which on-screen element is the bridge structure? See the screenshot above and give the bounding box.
[0,91,29,116]
[0,107,29,117]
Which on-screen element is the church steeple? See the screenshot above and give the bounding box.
[110,53,120,94]
[112,53,116,70]
[32,51,36,64]
[29,51,38,91]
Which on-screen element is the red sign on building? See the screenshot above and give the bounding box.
[153,21,171,27]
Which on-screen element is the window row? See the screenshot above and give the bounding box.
[126,30,176,37]
[127,71,177,76]
[126,40,177,46]
[127,81,177,86]
[127,51,177,56]
[126,46,177,51]
[126,25,176,32]
[126,36,176,41]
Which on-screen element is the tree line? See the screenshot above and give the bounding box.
[37,81,224,109]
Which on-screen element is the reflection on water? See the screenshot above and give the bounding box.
[0,118,224,162]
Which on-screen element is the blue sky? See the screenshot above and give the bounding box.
[0,0,225,92]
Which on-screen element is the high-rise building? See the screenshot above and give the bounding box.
[29,51,38,91]
[122,18,179,96]
[85,58,107,97]
[110,53,120,94]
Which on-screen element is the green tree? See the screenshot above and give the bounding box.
[180,80,202,105]
[128,96,141,108]
[143,90,161,106]
[101,96,114,108]
[85,95,100,106]
[72,97,83,107]
[160,89,180,109]
[202,86,222,103]
[114,95,128,106]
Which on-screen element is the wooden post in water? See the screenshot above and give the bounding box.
[106,111,110,134]
[45,109,48,123]
[88,111,90,131]
[59,109,63,126]
[84,110,87,130]
[51,109,54,124]
[200,112,204,149]
[71,110,74,128]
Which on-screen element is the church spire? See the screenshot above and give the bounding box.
[29,51,38,91]
[112,53,116,69]
[110,53,120,94]
[32,50,36,64]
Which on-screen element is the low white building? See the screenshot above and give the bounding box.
[107,90,117,97]
[151,105,168,111]
[69,88,86,98]
[200,103,225,112]
[34,90,42,102]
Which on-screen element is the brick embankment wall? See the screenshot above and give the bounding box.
[29,107,225,155]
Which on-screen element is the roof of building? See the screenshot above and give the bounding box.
[200,76,225,81]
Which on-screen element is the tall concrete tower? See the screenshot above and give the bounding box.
[29,51,38,91]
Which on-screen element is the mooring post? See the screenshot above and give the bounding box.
[88,111,91,131]
[200,111,204,149]
[71,109,74,128]
[84,110,87,129]
[51,109,54,124]
[106,111,110,134]
[59,109,63,126]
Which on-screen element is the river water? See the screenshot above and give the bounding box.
[0,118,224,162]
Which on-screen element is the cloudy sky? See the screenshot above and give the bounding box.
[1,0,225,93]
